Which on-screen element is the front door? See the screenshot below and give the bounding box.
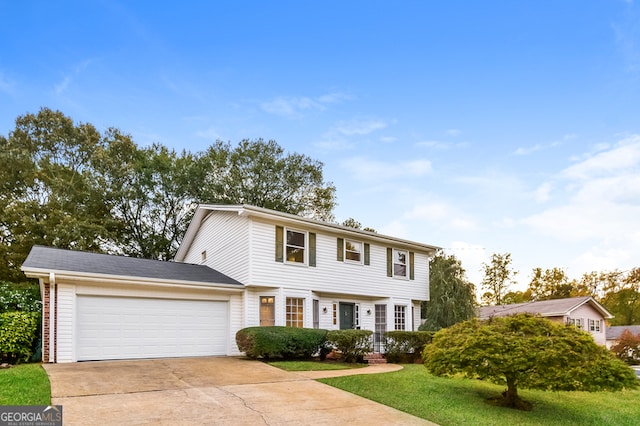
[339,303,355,329]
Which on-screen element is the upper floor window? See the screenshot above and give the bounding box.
[286,229,306,264]
[345,240,362,263]
[393,249,408,278]
[588,319,601,333]
[568,318,583,329]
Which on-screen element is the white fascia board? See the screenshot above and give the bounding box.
[22,267,245,292]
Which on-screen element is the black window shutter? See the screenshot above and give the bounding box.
[409,251,415,280]
[364,243,370,265]
[386,248,392,277]
[337,238,344,261]
[309,232,316,267]
[275,226,284,262]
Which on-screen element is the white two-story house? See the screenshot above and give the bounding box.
[22,204,439,363]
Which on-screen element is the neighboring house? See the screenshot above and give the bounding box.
[22,204,439,363]
[478,296,613,345]
[605,325,640,349]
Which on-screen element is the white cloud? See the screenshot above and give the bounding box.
[334,119,388,136]
[260,91,351,119]
[342,157,431,182]
[54,76,72,95]
[562,135,640,180]
[379,136,397,143]
[405,202,478,231]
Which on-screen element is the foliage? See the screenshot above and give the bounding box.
[0,311,40,363]
[502,290,532,304]
[601,268,640,326]
[0,108,115,281]
[611,329,640,364]
[0,281,40,313]
[235,326,328,359]
[320,364,640,425]
[326,329,373,363]
[383,331,433,363]
[480,252,518,306]
[528,267,574,301]
[421,251,476,331]
[193,139,337,222]
[0,364,51,405]
[423,314,638,410]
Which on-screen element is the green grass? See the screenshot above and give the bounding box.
[268,360,367,371]
[0,364,51,405]
[319,364,640,426]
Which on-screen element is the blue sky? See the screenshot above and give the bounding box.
[2,1,640,290]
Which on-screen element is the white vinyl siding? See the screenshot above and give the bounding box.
[56,284,75,363]
[248,218,429,301]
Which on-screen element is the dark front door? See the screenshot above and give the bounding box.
[339,303,355,329]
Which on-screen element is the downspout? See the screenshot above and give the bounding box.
[49,272,56,363]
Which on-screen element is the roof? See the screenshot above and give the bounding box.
[21,245,242,287]
[606,325,640,340]
[478,296,613,320]
[175,204,441,262]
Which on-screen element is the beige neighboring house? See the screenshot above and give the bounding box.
[478,296,613,345]
[605,325,640,349]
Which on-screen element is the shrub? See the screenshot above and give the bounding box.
[326,329,373,363]
[384,331,434,363]
[0,282,41,313]
[0,311,40,363]
[236,326,328,359]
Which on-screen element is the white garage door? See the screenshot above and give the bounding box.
[76,296,228,361]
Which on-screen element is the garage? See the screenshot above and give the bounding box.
[76,296,229,361]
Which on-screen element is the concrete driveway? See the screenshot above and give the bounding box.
[43,357,433,425]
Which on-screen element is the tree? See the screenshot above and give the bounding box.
[480,252,518,305]
[527,267,575,301]
[0,108,115,281]
[420,251,476,331]
[501,290,531,304]
[341,218,376,233]
[423,314,638,410]
[601,268,640,326]
[193,139,337,221]
[611,329,640,365]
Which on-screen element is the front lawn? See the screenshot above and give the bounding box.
[268,360,366,371]
[0,364,51,405]
[319,364,640,426]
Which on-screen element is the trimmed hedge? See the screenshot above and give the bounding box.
[384,331,434,363]
[0,311,40,363]
[326,329,373,363]
[236,326,328,359]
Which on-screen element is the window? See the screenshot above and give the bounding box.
[394,305,406,330]
[201,251,207,263]
[286,230,306,263]
[260,296,275,326]
[393,249,408,278]
[568,318,583,329]
[374,304,387,352]
[286,297,304,328]
[589,319,601,332]
[355,304,360,328]
[332,303,337,325]
[345,240,362,263]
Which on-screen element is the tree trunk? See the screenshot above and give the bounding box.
[500,375,532,410]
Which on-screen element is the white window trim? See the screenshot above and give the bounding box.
[392,248,409,279]
[284,227,308,266]
[344,239,364,265]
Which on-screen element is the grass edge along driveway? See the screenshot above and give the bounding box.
[0,364,51,405]
[318,364,640,426]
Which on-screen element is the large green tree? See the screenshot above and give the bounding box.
[601,268,640,326]
[480,252,518,305]
[193,139,336,221]
[420,251,476,331]
[527,267,575,301]
[0,108,115,281]
[423,314,638,410]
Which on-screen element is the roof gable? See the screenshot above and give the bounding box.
[22,245,242,287]
[479,296,613,320]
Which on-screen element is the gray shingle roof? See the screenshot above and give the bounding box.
[606,325,640,340]
[479,296,611,319]
[22,245,242,286]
